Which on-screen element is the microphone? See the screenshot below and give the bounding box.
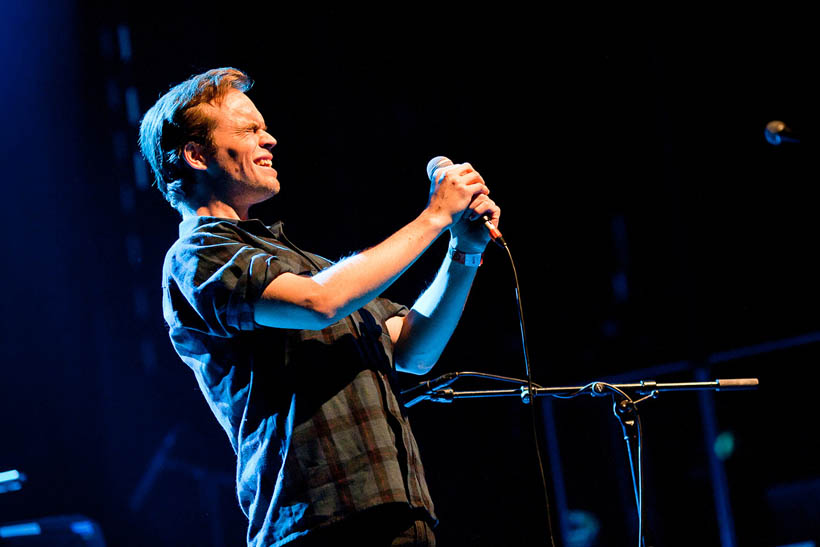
[765,120,800,145]
[426,156,506,246]
[401,372,459,408]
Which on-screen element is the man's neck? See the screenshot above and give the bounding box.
[183,199,247,220]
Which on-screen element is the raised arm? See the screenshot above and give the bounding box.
[253,163,489,330]
[390,168,501,375]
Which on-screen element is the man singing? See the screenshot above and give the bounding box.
[139,67,500,546]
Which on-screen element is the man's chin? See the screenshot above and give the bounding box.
[253,182,280,202]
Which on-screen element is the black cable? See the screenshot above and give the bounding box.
[447,371,545,388]
[623,410,643,547]
[502,242,557,547]
[600,382,646,547]
[631,389,653,546]
[550,382,598,400]
[637,411,645,547]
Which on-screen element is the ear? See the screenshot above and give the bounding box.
[182,141,209,171]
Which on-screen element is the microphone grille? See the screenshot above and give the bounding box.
[426,156,453,181]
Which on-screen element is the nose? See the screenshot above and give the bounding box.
[260,130,277,150]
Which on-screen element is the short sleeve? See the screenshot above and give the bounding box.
[164,228,296,337]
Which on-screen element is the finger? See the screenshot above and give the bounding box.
[435,164,471,185]
[480,202,500,228]
[488,203,501,228]
[443,162,481,183]
[463,174,487,190]
[470,183,490,197]
[435,162,485,187]
[456,164,486,185]
[465,195,487,221]
[467,196,497,221]
[455,162,474,176]
[434,164,459,184]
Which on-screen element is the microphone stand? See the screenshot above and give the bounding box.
[402,375,759,547]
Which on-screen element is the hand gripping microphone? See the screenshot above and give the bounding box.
[426,156,506,247]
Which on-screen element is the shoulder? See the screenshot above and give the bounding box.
[163,219,249,283]
[169,218,259,261]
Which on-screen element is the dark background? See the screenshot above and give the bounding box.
[1,4,817,546]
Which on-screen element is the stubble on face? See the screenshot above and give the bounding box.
[200,91,280,211]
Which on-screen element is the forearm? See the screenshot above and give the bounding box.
[317,212,449,317]
[254,159,492,331]
[394,247,480,374]
[255,210,449,329]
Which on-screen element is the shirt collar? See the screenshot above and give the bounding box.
[179,216,283,239]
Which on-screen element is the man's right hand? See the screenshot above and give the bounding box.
[255,160,489,332]
[425,161,490,229]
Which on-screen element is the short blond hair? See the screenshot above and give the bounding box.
[138,68,253,211]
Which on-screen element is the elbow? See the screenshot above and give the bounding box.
[397,360,436,376]
[309,294,344,326]
[394,349,438,376]
[254,274,351,331]
[254,290,342,331]
[303,287,357,329]
[306,307,339,330]
[392,313,443,375]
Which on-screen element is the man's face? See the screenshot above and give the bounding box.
[203,89,279,206]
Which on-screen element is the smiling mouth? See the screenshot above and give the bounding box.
[254,158,273,168]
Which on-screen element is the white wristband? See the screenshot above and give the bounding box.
[448,246,483,267]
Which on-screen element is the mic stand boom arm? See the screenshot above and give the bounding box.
[405,377,759,405]
[403,375,758,547]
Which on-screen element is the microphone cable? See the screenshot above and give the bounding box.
[426,156,556,545]
[497,237,558,547]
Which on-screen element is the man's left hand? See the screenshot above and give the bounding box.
[449,192,501,253]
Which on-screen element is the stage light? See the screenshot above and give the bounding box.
[713,431,735,461]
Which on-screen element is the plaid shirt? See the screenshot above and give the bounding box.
[162,216,435,546]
